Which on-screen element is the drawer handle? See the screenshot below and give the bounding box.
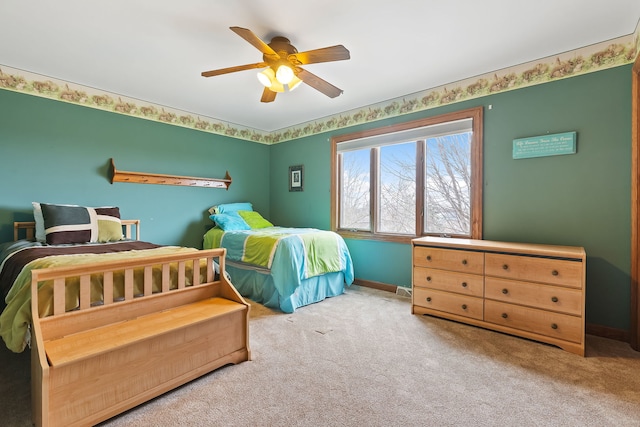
[426,297,432,302]
[426,276,432,282]
[551,296,559,303]
[461,282,468,288]
[502,264,509,270]
[552,270,559,276]
[426,255,432,261]
[501,313,508,319]
[462,259,468,265]
[461,304,467,310]
[502,288,508,295]
[551,323,558,330]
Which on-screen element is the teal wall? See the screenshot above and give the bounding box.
[0,90,269,247]
[269,65,633,332]
[0,65,633,332]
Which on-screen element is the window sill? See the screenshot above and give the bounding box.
[335,230,474,244]
[335,230,415,244]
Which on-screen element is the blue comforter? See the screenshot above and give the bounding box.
[204,227,354,304]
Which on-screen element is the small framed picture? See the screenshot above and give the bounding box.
[289,165,303,192]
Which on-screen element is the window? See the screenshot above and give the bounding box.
[331,107,483,243]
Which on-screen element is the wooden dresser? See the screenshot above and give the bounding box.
[412,237,586,356]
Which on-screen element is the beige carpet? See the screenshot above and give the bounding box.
[2,285,640,426]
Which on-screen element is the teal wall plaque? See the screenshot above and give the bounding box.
[512,131,577,159]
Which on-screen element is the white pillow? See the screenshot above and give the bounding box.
[208,202,253,215]
[32,202,46,242]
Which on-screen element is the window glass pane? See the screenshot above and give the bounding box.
[424,132,471,235]
[340,149,370,230]
[378,142,416,234]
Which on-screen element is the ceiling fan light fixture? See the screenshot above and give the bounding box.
[257,68,275,87]
[271,79,285,93]
[257,67,285,92]
[287,75,302,91]
[275,64,295,84]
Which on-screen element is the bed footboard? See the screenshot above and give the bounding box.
[29,248,250,427]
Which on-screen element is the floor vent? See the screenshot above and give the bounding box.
[396,287,412,298]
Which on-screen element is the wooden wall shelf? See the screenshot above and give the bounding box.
[109,158,231,189]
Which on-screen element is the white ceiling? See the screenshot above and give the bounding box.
[1,1,639,132]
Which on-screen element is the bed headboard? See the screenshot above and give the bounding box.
[13,220,141,242]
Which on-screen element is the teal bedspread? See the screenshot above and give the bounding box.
[203,227,354,311]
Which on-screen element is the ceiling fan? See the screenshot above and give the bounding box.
[201,26,350,103]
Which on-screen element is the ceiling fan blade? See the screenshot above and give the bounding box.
[230,26,279,59]
[289,45,350,65]
[261,87,277,103]
[201,62,268,77]
[296,68,343,98]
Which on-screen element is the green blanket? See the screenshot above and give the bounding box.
[0,246,200,353]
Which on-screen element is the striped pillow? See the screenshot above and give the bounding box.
[40,204,123,244]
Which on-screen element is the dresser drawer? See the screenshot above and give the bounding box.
[485,253,583,288]
[413,246,484,274]
[485,277,582,315]
[485,300,582,343]
[413,287,483,320]
[414,267,484,297]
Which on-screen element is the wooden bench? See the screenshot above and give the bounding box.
[29,248,250,427]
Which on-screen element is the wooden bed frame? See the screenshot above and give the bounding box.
[11,222,251,427]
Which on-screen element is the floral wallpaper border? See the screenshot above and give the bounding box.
[1,27,638,145]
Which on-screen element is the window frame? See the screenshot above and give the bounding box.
[330,106,483,244]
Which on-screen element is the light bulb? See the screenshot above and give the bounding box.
[276,65,294,84]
